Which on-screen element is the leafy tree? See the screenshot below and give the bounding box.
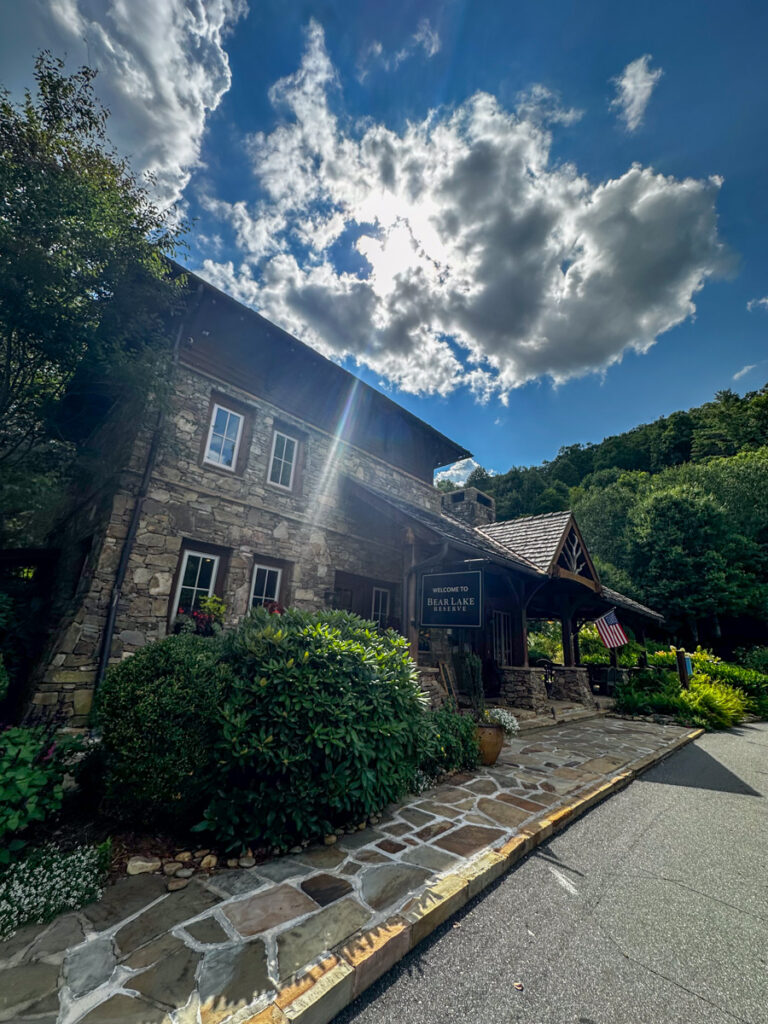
[435,478,458,493]
[0,53,183,543]
[466,465,493,490]
[627,483,766,639]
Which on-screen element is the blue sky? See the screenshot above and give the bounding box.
[3,1,768,478]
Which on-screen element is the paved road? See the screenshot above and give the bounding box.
[336,722,768,1024]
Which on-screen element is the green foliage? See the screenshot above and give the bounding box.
[0,726,81,865]
[0,840,110,940]
[613,671,685,718]
[197,608,427,851]
[578,623,645,667]
[678,674,749,730]
[648,646,768,716]
[613,665,751,730]
[0,54,183,545]
[175,595,227,636]
[738,645,768,675]
[475,385,768,648]
[527,620,563,663]
[416,701,479,782]
[95,633,222,827]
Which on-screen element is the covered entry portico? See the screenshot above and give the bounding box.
[345,481,662,712]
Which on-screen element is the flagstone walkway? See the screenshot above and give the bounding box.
[0,716,698,1024]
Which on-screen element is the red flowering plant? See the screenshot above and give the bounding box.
[174,595,226,637]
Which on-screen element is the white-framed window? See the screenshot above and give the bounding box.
[204,404,244,471]
[251,563,282,608]
[371,586,390,627]
[174,550,219,615]
[268,430,298,489]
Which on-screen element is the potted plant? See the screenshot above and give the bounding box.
[455,651,504,765]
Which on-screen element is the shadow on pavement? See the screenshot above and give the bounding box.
[641,742,761,796]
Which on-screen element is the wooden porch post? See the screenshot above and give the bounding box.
[561,614,575,667]
[511,600,528,667]
[572,622,581,666]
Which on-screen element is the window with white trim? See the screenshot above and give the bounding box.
[174,550,219,615]
[371,586,390,627]
[268,430,298,489]
[251,563,282,608]
[204,404,243,470]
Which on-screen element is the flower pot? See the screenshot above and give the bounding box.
[475,723,504,766]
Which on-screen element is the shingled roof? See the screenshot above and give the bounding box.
[346,479,542,575]
[600,586,664,623]
[478,511,574,572]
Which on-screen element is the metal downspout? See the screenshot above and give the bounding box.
[93,291,198,693]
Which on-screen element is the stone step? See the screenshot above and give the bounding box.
[514,707,610,733]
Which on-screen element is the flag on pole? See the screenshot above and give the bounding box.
[594,609,628,648]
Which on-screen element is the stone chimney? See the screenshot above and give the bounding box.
[441,486,496,526]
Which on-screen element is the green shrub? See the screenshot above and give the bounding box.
[614,668,749,730]
[613,671,684,718]
[0,840,111,940]
[95,632,223,827]
[0,655,8,705]
[417,701,479,783]
[680,674,750,729]
[694,661,768,714]
[0,726,81,866]
[738,645,768,675]
[197,608,426,851]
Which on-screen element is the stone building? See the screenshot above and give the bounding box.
[32,270,661,725]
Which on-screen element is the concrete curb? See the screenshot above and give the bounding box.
[247,727,703,1024]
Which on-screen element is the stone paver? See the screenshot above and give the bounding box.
[0,715,698,1024]
[222,883,317,937]
[197,939,271,1007]
[64,937,116,996]
[276,898,370,979]
[301,873,354,906]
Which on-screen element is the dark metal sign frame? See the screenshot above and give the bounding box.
[420,570,483,629]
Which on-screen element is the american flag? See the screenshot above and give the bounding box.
[594,609,628,648]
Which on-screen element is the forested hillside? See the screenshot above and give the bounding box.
[456,386,768,650]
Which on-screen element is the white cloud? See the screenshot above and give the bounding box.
[434,458,494,485]
[200,22,727,401]
[611,55,663,132]
[1,0,246,208]
[357,17,440,81]
[733,363,757,381]
[747,296,768,312]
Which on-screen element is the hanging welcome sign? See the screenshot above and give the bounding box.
[420,571,483,628]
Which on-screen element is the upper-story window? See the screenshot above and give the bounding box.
[204,404,243,471]
[269,430,298,490]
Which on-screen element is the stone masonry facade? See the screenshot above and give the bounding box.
[35,362,443,725]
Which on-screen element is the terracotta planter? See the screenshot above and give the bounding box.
[475,723,504,766]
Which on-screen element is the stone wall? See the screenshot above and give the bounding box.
[34,363,440,725]
[499,667,550,712]
[551,667,597,708]
[497,665,596,712]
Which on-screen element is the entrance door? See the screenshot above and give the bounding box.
[492,610,513,667]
